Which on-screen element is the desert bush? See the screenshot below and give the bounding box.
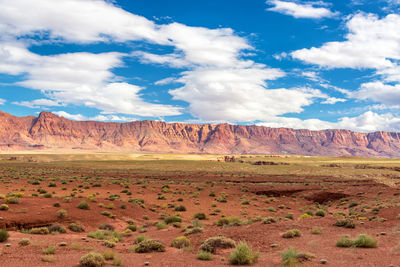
[6,197,20,204]
[156,221,167,230]
[310,227,322,234]
[80,252,105,267]
[131,239,166,253]
[285,213,294,220]
[102,249,116,260]
[57,209,67,219]
[171,236,191,249]
[217,217,242,227]
[134,235,148,244]
[334,219,355,228]
[174,205,186,211]
[29,227,50,235]
[197,250,212,261]
[99,223,115,231]
[77,201,90,210]
[0,204,9,210]
[125,224,136,232]
[199,236,236,254]
[282,229,302,238]
[337,234,377,248]
[49,223,66,234]
[42,245,57,255]
[194,213,207,220]
[281,247,314,266]
[261,217,277,224]
[69,223,85,232]
[0,229,10,242]
[228,241,259,265]
[315,210,325,217]
[164,215,182,224]
[336,236,353,247]
[103,240,116,248]
[353,234,377,248]
[19,238,31,246]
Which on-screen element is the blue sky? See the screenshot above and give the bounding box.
[0,0,400,132]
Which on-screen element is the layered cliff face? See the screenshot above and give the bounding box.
[1,110,400,157]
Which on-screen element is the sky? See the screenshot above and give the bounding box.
[0,0,400,132]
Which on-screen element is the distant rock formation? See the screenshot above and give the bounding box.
[1,110,400,157]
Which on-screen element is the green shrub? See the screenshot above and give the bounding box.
[164,215,182,224]
[353,234,377,248]
[0,204,9,210]
[174,205,186,211]
[0,229,10,242]
[80,252,105,267]
[69,223,84,232]
[337,234,377,248]
[228,241,259,265]
[18,238,31,246]
[334,219,355,228]
[134,235,148,244]
[261,217,277,224]
[281,247,314,266]
[126,224,136,232]
[217,217,242,227]
[282,229,301,238]
[171,236,191,249]
[77,201,90,210]
[131,239,166,253]
[199,236,236,253]
[57,209,67,219]
[336,236,353,247]
[315,210,325,217]
[197,250,212,261]
[49,223,66,234]
[42,245,57,255]
[285,213,294,220]
[29,227,50,235]
[194,213,207,220]
[156,221,168,230]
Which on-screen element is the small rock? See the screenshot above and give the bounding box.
[270,243,278,248]
[59,242,67,246]
[320,259,327,264]
[380,232,386,235]
[144,262,150,266]
[0,217,3,220]
[5,243,11,247]
[81,237,86,240]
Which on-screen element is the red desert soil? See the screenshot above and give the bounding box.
[0,159,400,266]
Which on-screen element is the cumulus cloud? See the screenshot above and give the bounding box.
[0,42,181,116]
[53,111,136,122]
[292,12,400,113]
[266,0,338,19]
[0,0,348,127]
[12,98,62,109]
[0,98,5,105]
[292,13,400,70]
[258,111,400,132]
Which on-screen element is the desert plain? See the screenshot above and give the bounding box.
[0,153,400,266]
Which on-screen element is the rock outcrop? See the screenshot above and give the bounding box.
[1,110,400,157]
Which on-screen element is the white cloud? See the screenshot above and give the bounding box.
[0,0,343,125]
[0,0,162,44]
[258,111,400,132]
[0,42,182,117]
[53,111,136,122]
[12,98,62,108]
[351,82,400,105]
[266,0,338,19]
[292,13,400,71]
[321,97,346,104]
[0,98,5,105]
